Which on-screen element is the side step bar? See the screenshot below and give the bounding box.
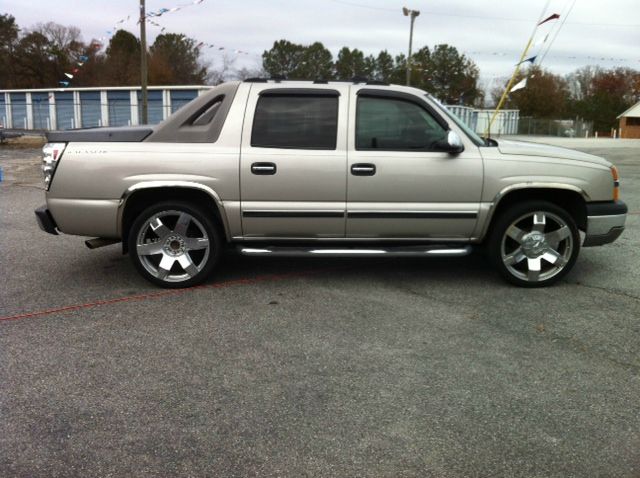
[237,245,472,258]
[85,237,120,249]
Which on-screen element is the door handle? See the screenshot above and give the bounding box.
[351,163,376,176]
[251,162,277,175]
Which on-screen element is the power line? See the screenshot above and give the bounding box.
[327,0,395,12]
[326,0,639,28]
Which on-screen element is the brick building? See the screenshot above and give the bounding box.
[618,101,640,139]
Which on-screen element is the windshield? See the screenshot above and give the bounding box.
[426,94,485,146]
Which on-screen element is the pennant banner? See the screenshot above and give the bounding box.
[538,13,560,25]
[510,78,527,93]
[144,1,208,20]
[53,0,265,89]
[181,38,254,56]
[467,50,637,63]
[516,55,537,66]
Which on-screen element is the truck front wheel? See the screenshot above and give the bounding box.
[128,201,222,288]
[488,200,580,287]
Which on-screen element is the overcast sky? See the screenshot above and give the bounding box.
[4,0,639,82]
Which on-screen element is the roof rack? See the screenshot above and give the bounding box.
[365,80,389,86]
[244,76,285,83]
[242,77,389,86]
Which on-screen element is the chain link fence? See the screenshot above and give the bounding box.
[517,117,593,138]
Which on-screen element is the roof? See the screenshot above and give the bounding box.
[0,85,213,94]
[617,100,640,119]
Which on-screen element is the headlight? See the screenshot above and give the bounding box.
[42,143,66,190]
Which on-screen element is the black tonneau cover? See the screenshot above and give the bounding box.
[46,126,154,143]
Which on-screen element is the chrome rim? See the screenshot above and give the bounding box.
[136,210,210,283]
[501,211,573,283]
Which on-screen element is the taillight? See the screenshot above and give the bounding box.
[611,166,620,201]
[42,143,66,190]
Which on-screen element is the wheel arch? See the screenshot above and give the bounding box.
[118,181,231,253]
[480,184,588,241]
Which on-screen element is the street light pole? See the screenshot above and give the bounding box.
[139,0,148,124]
[403,7,420,86]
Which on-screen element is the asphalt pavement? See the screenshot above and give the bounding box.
[1,139,639,477]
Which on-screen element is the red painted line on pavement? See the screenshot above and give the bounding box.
[0,267,344,323]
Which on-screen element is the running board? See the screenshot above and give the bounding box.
[237,245,473,258]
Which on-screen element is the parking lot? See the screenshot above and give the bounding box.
[1,138,639,477]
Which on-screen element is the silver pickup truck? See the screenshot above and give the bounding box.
[35,79,627,288]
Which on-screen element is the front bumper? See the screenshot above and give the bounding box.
[34,205,59,235]
[583,200,627,247]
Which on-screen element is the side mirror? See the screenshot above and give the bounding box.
[434,130,465,154]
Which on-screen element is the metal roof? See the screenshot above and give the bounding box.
[0,85,213,94]
[617,101,640,119]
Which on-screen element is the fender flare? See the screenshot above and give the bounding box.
[117,180,232,241]
[478,182,590,240]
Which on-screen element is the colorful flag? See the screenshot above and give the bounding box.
[517,55,537,66]
[538,13,560,25]
[510,78,527,92]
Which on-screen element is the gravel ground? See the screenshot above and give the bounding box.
[1,139,639,477]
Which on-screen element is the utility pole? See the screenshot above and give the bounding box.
[139,0,148,124]
[403,7,420,86]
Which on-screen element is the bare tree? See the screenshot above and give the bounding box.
[35,22,82,55]
[233,65,265,80]
[206,54,236,85]
[566,65,602,101]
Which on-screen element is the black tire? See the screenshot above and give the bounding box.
[128,200,222,288]
[488,200,580,287]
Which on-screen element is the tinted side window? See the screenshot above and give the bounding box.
[356,96,447,151]
[252,95,338,149]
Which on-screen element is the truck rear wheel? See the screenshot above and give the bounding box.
[128,201,221,288]
[488,200,580,287]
